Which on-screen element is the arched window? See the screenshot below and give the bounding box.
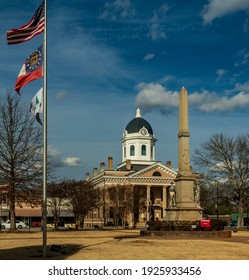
[141,144,146,156]
[130,145,135,156]
[124,146,126,158]
[153,171,161,176]
[151,145,153,157]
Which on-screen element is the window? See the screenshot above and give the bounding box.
[141,144,146,156]
[153,171,161,176]
[130,145,135,156]
[151,145,153,157]
[124,146,126,157]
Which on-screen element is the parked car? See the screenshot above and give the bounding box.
[1,220,27,229]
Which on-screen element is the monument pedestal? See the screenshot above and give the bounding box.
[166,207,202,221]
[166,174,203,221]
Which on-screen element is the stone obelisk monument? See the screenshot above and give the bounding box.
[167,87,202,221]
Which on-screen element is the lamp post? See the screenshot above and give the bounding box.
[92,209,93,227]
[247,198,249,218]
[0,194,3,230]
[0,205,1,231]
[216,182,219,222]
[245,198,249,226]
[211,181,222,230]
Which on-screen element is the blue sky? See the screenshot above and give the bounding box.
[0,0,249,180]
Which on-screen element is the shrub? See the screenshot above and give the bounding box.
[210,219,227,230]
[147,221,199,231]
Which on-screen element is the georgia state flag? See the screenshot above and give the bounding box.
[15,45,43,94]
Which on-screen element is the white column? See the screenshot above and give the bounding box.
[162,186,167,220]
[146,185,150,222]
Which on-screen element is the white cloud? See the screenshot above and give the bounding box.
[63,157,82,167]
[135,83,213,111]
[143,53,155,61]
[135,82,249,113]
[159,75,176,84]
[147,23,166,40]
[135,82,179,112]
[201,0,249,24]
[188,90,211,105]
[147,3,169,40]
[235,81,249,92]
[100,0,135,20]
[199,92,249,112]
[234,48,249,68]
[48,145,61,157]
[242,53,249,65]
[215,68,226,82]
[48,145,82,168]
[55,90,68,102]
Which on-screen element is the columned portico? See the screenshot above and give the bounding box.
[143,182,173,222]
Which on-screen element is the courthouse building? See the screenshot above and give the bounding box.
[84,108,178,227]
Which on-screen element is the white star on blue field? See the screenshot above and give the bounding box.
[0,0,249,180]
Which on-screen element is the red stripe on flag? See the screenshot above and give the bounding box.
[7,1,44,45]
[15,67,43,94]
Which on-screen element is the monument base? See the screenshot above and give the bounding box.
[166,207,203,221]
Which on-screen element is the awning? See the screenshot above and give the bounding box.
[15,208,42,217]
[13,208,73,218]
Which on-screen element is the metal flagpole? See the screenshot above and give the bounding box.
[42,0,48,258]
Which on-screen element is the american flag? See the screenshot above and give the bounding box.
[7,1,44,45]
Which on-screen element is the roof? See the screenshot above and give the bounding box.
[92,161,177,186]
[118,163,153,172]
[125,108,153,135]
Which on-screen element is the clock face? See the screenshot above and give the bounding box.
[141,128,147,135]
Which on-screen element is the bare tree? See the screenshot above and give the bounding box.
[106,185,146,227]
[124,186,146,228]
[47,182,65,230]
[107,186,127,226]
[196,178,233,216]
[193,133,249,227]
[64,180,98,229]
[0,92,43,229]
